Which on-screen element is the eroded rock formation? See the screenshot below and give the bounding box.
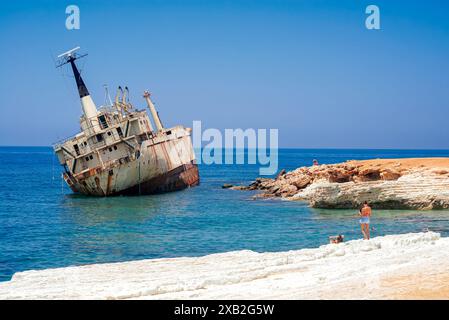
[230,158,449,210]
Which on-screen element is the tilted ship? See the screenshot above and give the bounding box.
[53,47,199,196]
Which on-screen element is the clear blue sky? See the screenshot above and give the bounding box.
[1,0,448,148]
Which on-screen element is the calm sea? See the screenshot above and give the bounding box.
[1,147,449,281]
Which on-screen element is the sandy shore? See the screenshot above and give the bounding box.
[1,232,448,300]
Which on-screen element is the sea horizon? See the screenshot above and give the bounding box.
[2,145,449,151]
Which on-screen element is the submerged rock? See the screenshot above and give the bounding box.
[229,185,248,191]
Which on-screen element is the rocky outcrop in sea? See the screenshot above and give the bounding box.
[230,158,449,210]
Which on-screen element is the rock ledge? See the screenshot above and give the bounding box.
[231,158,449,209]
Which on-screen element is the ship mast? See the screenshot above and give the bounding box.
[57,47,99,132]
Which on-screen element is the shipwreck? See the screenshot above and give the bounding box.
[53,47,199,196]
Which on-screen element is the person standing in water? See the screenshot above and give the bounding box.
[359,201,372,240]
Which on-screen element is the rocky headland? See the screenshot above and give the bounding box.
[228,158,449,210]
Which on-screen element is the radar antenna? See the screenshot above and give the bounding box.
[56,46,87,68]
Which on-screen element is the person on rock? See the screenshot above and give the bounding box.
[359,201,372,240]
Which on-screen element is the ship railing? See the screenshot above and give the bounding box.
[53,109,149,151]
[54,127,142,158]
[52,133,84,149]
[52,111,123,149]
[97,105,117,114]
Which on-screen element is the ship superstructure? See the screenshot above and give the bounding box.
[53,47,199,196]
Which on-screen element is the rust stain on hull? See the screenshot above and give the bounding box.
[94,177,105,196]
[66,161,199,197]
[106,171,113,195]
[114,161,199,196]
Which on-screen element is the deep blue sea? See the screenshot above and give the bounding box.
[1,147,449,281]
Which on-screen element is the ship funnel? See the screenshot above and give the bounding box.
[143,91,163,131]
[56,47,99,132]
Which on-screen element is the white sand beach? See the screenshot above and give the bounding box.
[1,232,449,300]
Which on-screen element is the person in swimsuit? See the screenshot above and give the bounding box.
[359,201,372,240]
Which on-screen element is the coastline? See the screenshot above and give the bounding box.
[1,231,448,300]
[231,157,449,210]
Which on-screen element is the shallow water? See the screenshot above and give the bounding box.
[1,147,449,281]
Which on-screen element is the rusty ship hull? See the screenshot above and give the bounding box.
[61,126,200,196]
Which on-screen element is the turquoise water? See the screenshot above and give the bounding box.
[1,147,449,282]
